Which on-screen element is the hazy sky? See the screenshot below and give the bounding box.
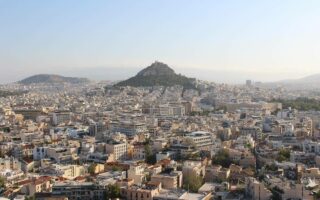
[1,0,320,84]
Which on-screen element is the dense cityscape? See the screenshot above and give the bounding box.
[2,1,320,199]
[1,61,320,200]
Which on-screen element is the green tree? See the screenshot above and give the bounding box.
[111,166,121,171]
[25,196,35,200]
[182,172,203,192]
[187,152,201,160]
[270,97,320,111]
[88,163,97,175]
[265,163,278,171]
[212,149,232,168]
[0,176,5,188]
[145,173,151,182]
[106,184,120,199]
[144,143,156,164]
[276,149,290,162]
[245,143,252,149]
[145,145,157,165]
[270,186,283,200]
[315,190,320,199]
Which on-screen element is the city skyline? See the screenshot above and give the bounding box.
[3,62,320,85]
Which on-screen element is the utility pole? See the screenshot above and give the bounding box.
[302,184,303,200]
[259,184,261,200]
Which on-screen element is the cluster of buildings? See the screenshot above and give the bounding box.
[0,81,320,200]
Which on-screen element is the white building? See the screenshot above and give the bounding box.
[185,131,214,151]
[105,140,127,160]
[0,157,21,171]
[52,111,71,125]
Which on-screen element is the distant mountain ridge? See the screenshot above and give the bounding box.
[286,73,320,83]
[265,73,320,90]
[19,74,90,85]
[115,61,196,88]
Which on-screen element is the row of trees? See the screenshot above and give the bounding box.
[18,185,120,200]
[189,111,211,116]
[0,90,27,98]
[271,97,320,111]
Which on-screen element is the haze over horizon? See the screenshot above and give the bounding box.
[1,0,320,84]
[8,64,320,85]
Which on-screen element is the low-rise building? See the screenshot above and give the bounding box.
[151,171,183,189]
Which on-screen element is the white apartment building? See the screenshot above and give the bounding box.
[105,141,127,160]
[185,131,214,151]
[0,157,21,171]
[52,111,71,125]
[128,164,146,184]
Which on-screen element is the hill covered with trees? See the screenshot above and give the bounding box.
[19,74,90,85]
[115,61,197,89]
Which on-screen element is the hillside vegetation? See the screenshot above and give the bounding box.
[115,61,197,89]
[271,97,320,111]
[0,90,28,97]
[19,74,89,85]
